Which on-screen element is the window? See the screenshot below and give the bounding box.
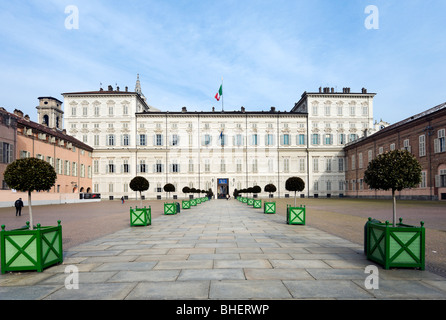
[339,134,346,145]
[266,134,275,146]
[313,158,319,172]
[419,135,426,157]
[220,134,227,146]
[107,134,115,146]
[171,134,179,146]
[139,160,146,173]
[122,134,130,146]
[171,163,180,173]
[155,160,163,173]
[236,159,242,173]
[93,160,99,174]
[203,134,211,146]
[139,134,147,146]
[282,134,290,146]
[123,104,128,115]
[94,135,100,146]
[283,158,289,172]
[155,134,163,146]
[338,157,344,172]
[80,164,85,178]
[298,134,305,145]
[1,143,13,164]
[311,134,320,145]
[403,139,411,152]
[205,159,210,172]
[123,160,130,173]
[434,129,445,153]
[326,158,332,172]
[64,160,70,175]
[358,153,363,169]
[324,134,333,145]
[108,160,115,173]
[220,159,226,172]
[351,155,356,170]
[188,159,194,172]
[349,134,358,142]
[420,171,427,188]
[94,106,100,116]
[252,134,258,146]
[252,159,258,173]
[299,158,305,172]
[235,134,243,146]
[72,162,78,176]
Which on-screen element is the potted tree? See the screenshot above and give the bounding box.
[182,186,191,209]
[252,185,262,208]
[163,183,177,214]
[363,150,425,270]
[190,188,197,206]
[247,187,255,206]
[1,158,62,273]
[263,184,277,214]
[130,176,149,207]
[129,176,151,227]
[285,177,306,225]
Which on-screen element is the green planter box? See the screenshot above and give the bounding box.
[287,205,306,225]
[253,199,262,208]
[365,218,425,270]
[190,199,197,206]
[242,197,248,203]
[164,203,177,215]
[197,198,202,204]
[264,202,276,214]
[247,198,254,206]
[130,206,151,226]
[182,200,191,209]
[237,196,241,201]
[1,221,63,274]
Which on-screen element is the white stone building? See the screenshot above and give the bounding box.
[63,77,378,200]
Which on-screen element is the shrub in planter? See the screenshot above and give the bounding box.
[1,221,63,274]
[366,218,425,270]
[130,206,151,226]
[363,150,424,269]
[286,204,306,225]
[264,201,276,214]
[182,200,191,209]
[164,202,177,215]
[130,176,149,207]
[253,199,262,208]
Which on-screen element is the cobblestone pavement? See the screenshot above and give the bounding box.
[1,199,446,300]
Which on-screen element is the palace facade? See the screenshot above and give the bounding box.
[63,76,379,200]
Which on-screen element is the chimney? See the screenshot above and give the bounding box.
[13,109,23,118]
[270,106,275,112]
[362,88,367,93]
[125,86,128,92]
[108,85,113,91]
[182,106,187,113]
[100,88,103,91]
[241,106,245,113]
[212,107,215,112]
[116,86,120,92]
[24,114,30,121]
[319,87,322,93]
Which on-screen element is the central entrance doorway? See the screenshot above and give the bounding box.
[217,178,229,199]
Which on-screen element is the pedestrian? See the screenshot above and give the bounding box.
[121,196,125,204]
[15,198,24,216]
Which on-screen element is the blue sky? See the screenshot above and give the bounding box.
[0,0,445,125]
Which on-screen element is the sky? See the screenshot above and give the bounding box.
[0,0,445,125]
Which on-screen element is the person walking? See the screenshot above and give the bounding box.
[15,198,24,216]
[121,196,125,204]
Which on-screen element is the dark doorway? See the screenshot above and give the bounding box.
[217,178,229,199]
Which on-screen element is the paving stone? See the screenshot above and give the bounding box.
[126,281,209,299]
[209,280,292,299]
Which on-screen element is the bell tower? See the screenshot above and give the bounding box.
[36,97,64,130]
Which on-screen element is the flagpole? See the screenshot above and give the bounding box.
[221,77,224,112]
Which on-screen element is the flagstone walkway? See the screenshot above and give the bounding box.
[1,199,446,300]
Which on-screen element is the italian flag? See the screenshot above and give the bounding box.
[215,85,222,101]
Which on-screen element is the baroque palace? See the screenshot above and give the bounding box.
[61,75,383,200]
